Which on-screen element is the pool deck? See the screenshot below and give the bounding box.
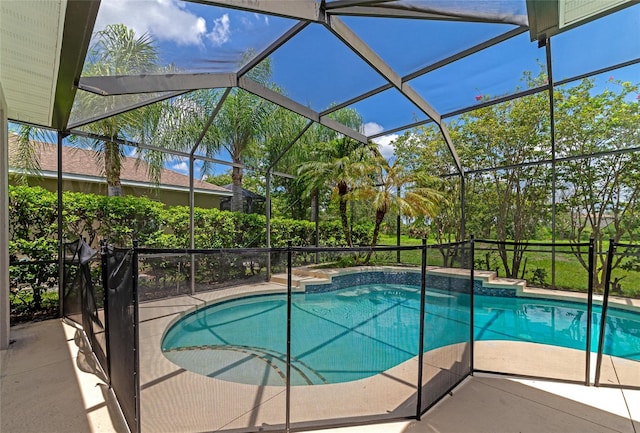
[2,318,639,433]
[2,270,639,433]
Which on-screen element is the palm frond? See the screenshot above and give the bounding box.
[10,125,57,184]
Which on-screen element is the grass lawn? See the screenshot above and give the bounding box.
[376,234,640,298]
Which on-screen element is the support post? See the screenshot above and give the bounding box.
[285,242,292,432]
[460,174,466,242]
[266,172,272,279]
[132,240,141,433]
[264,120,312,279]
[416,238,427,419]
[188,88,231,294]
[314,191,319,264]
[594,239,615,386]
[57,131,68,317]
[545,38,557,290]
[189,155,195,295]
[0,85,9,349]
[397,186,401,263]
[469,236,475,374]
[585,237,595,385]
[100,240,112,383]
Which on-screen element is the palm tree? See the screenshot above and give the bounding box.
[259,107,311,219]
[355,158,443,261]
[219,88,274,212]
[79,24,161,196]
[298,139,380,247]
[218,62,278,212]
[178,55,278,213]
[11,124,47,185]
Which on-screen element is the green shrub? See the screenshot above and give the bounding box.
[9,186,57,242]
[9,186,59,318]
[95,195,165,247]
[8,185,376,319]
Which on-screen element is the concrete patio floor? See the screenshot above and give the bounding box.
[1,319,639,433]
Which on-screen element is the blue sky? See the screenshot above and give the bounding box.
[89,0,639,177]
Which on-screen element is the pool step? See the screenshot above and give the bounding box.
[269,273,328,289]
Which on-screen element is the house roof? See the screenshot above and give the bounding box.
[8,135,231,196]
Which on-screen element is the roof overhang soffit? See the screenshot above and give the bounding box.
[526,0,637,41]
[0,0,98,129]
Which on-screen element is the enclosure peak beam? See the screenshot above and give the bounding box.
[328,2,528,25]
[238,21,309,78]
[238,77,367,143]
[326,15,463,174]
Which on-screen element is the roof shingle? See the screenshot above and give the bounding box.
[8,135,230,194]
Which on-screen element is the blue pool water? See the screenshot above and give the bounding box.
[161,284,640,385]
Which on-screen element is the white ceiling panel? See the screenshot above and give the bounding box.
[0,0,66,126]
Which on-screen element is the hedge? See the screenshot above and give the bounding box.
[9,185,374,320]
[9,185,372,257]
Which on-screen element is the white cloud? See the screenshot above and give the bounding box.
[95,0,208,46]
[171,161,189,174]
[373,134,398,160]
[362,122,383,136]
[208,14,231,46]
[362,122,397,160]
[251,13,269,25]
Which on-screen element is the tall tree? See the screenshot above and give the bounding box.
[457,77,551,277]
[258,107,310,219]
[196,58,278,212]
[298,139,379,247]
[302,108,366,223]
[393,73,552,275]
[354,156,442,262]
[555,78,640,289]
[79,24,162,196]
[393,125,462,264]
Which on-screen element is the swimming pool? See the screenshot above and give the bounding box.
[161,283,640,386]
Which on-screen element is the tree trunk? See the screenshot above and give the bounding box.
[338,182,352,247]
[105,141,122,197]
[231,166,243,213]
[310,190,318,222]
[364,208,387,264]
[510,244,526,279]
